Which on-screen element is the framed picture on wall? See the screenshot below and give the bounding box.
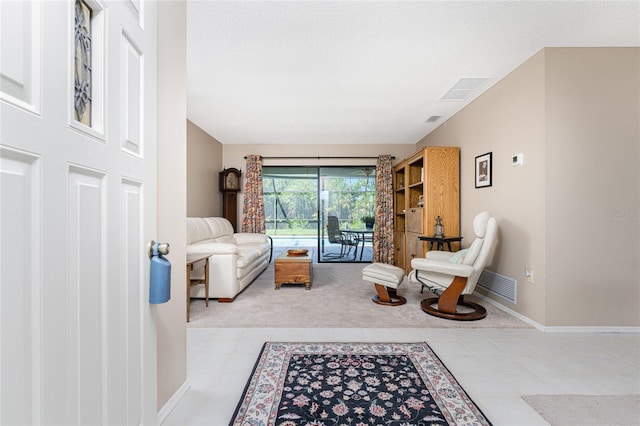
[475,152,492,188]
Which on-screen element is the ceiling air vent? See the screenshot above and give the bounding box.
[425,115,442,123]
[440,77,489,101]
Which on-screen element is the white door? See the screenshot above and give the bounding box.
[1,1,158,424]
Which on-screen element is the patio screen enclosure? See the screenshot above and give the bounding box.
[262,166,376,262]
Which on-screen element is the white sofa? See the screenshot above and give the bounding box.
[187,217,271,302]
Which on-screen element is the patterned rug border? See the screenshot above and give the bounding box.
[230,341,492,425]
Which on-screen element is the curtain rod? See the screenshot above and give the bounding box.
[243,156,395,160]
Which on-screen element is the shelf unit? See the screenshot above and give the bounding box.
[393,147,460,273]
[393,162,407,270]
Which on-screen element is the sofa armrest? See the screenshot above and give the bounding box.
[187,243,239,256]
[234,233,268,244]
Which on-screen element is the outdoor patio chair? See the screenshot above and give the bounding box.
[326,216,358,259]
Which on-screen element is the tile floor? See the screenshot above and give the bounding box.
[163,327,639,425]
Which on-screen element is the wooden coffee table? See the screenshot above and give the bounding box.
[274,249,313,290]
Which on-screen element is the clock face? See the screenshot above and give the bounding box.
[226,172,239,190]
[220,168,241,192]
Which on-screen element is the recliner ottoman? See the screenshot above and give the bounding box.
[362,263,406,306]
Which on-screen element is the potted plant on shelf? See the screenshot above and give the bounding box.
[362,215,375,229]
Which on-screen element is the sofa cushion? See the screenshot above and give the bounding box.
[215,235,237,245]
[239,242,269,255]
[187,217,238,244]
[236,247,261,269]
[187,218,213,244]
[203,217,234,239]
[187,242,239,255]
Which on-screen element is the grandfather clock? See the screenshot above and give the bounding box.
[219,168,241,231]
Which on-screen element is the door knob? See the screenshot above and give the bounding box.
[148,240,170,258]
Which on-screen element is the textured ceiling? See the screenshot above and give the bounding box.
[186,1,639,145]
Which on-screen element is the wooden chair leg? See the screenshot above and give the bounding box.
[372,283,406,306]
[437,276,467,314]
[420,275,487,320]
[375,283,391,303]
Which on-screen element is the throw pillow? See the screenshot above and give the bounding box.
[448,249,468,264]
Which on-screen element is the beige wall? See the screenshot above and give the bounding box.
[222,144,417,170]
[544,48,639,326]
[187,120,223,217]
[222,144,417,226]
[418,48,639,327]
[157,1,187,410]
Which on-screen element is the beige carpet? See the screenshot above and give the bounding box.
[522,395,640,425]
[187,263,531,328]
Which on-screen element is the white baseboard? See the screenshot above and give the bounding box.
[540,325,640,333]
[157,379,191,424]
[476,293,640,333]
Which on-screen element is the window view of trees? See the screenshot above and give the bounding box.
[263,167,376,236]
[321,173,375,231]
[263,172,318,235]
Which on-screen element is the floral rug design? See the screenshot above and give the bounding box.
[230,342,492,425]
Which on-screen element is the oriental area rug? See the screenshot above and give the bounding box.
[230,342,492,426]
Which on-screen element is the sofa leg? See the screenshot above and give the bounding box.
[217,297,235,303]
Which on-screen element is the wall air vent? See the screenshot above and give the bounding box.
[477,269,517,304]
[440,77,489,101]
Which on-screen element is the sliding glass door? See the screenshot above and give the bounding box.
[263,166,375,263]
[318,167,375,262]
[263,167,318,255]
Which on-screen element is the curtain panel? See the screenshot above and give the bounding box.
[373,155,394,264]
[241,155,266,233]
